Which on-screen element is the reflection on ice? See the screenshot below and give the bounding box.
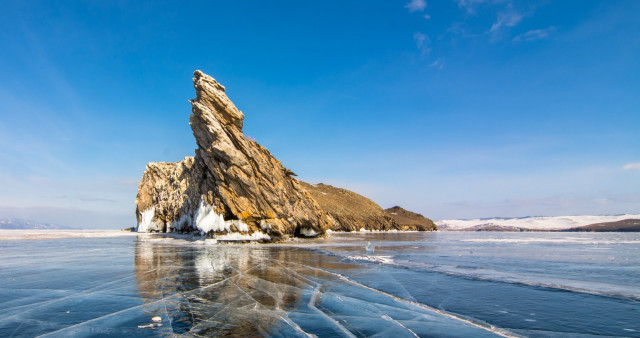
[7,232,636,336]
[129,238,503,337]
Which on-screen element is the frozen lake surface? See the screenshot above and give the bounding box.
[1,232,639,337]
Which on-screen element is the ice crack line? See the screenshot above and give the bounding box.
[381,314,419,337]
[308,284,357,338]
[285,260,518,338]
[36,273,239,337]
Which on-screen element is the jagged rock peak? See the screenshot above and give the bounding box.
[135,70,331,241]
[192,70,244,129]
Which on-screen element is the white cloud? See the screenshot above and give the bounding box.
[490,10,522,32]
[405,0,427,12]
[413,32,431,55]
[423,13,431,19]
[622,162,640,170]
[488,9,523,41]
[513,26,556,41]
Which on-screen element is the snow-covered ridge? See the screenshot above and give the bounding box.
[436,214,640,230]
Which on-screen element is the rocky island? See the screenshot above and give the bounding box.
[135,71,436,241]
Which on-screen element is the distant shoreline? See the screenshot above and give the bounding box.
[0,229,138,241]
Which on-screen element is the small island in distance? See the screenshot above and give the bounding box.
[0,218,75,230]
[437,214,640,232]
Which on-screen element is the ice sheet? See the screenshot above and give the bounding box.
[2,232,639,337]
[0,236,505,337]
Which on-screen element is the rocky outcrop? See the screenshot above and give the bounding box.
[135,71,330,241]
[384,206,438,231]
[301,182,414,232]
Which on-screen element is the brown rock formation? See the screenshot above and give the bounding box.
[135,71,330,240]
[301,182,406,231]
[384,206,438,231]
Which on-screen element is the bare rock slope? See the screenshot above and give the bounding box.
[136,71,330,241]
[384,206,438,231]
[300,182,398,231]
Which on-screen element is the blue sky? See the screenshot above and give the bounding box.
[0,0,638,228]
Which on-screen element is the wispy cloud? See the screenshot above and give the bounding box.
[413,32,431,55]
[423,14,431,19]
[430,58,445,69]
[405,0,426,13]
[78,196,117,203]
[622,162,640,170]
[455,0,490,14]
[43,195,118,203]
[513,26,556,41]
[447,22,477,38]
[488,8,523,41]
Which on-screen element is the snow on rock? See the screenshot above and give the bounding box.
[299,227,319,237]
[194,199,250,233]
[138,208,158,232]
[436,214,640,231]
[169,214,192,232]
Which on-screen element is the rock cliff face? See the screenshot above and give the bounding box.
[135,71,330,241]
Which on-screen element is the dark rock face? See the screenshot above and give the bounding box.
[384,206,438,231]
[136,71,330,241]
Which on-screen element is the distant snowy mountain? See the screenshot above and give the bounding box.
[436,214,640,231]
[0,218,75,230]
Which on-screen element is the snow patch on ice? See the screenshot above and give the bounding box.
[347,255,394,265]
[216,232,271,241]
[138,207,158,232]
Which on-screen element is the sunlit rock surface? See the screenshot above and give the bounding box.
[136,71,331,240]
[384,206,438,231]
[301,182,400,231]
